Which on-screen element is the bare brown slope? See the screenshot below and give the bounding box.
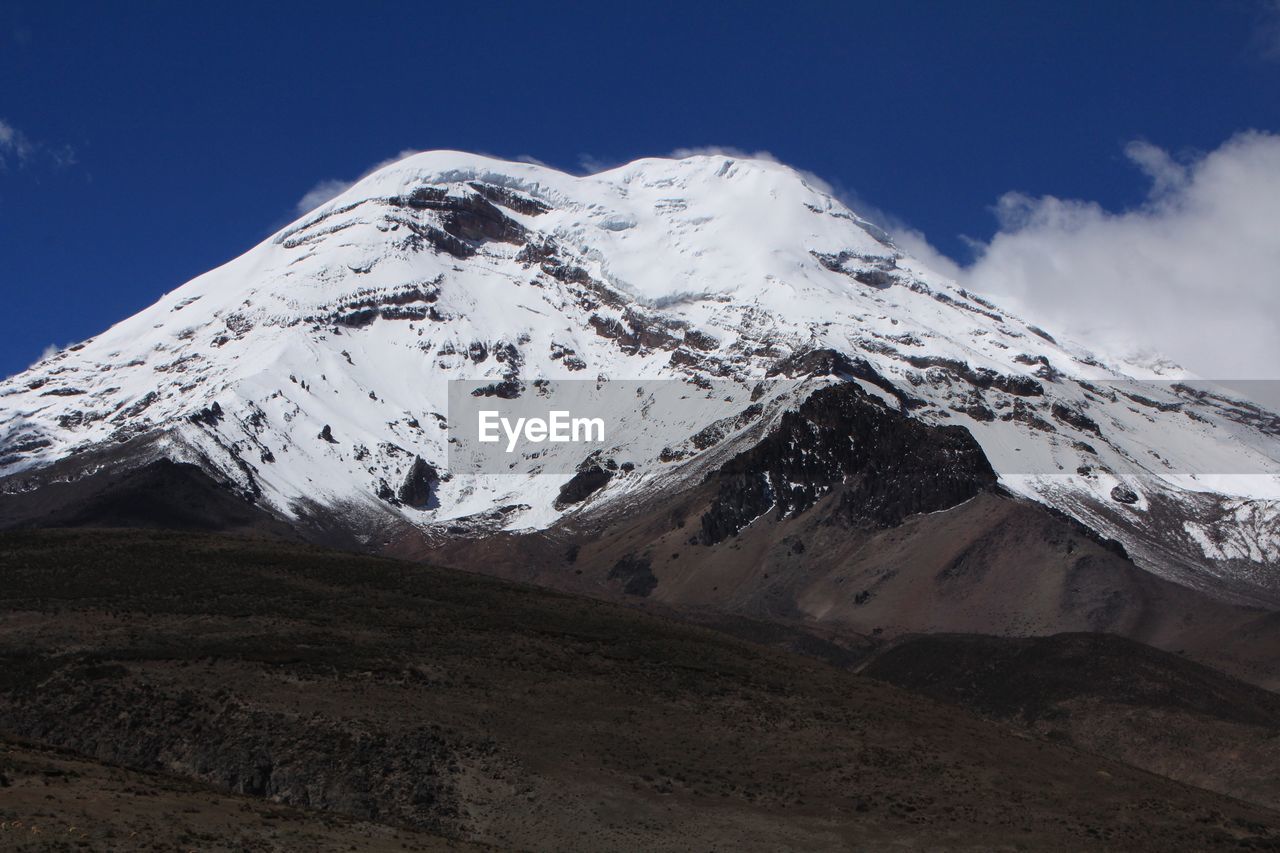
[862,632,1280,812]
[412,489,1280,691]
[2,529,1279,851]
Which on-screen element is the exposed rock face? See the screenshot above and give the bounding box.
[1111,484,1140,504]
[699,383,998,544]
[397,456,439,508]
[1053,402,1103,436]
[390,185,528,247]
[554,463,614,509]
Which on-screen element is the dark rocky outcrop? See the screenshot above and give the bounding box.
[389,186,527,247]
[1001,399,1056,432]
[397,457,439,509]
[699,383,997,544]
[467,181,551,216]
[1052,403,1103,436]
[0,431,53,467]
[1111,484,1139,504]
[188,400,223,426]
[469,380,523,399]
[904,355,1044,397]
[767,348,923,410]
[554,463,614,510]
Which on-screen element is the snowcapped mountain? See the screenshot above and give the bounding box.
[2,150,1279,605]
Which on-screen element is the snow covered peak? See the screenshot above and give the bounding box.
[288,149,896,306]
[2,150,1279,602]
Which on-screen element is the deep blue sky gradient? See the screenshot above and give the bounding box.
[2,0,1278,376]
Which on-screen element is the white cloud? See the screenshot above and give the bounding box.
[900,131,1280,379]
[891,225,964,281]
[0,118,75,172]
[292,149,422,216]
[0,119,34,170]
[32,343,61,367]
[667,145,781,163]
[293,178,354,215]
[576,153,621,174]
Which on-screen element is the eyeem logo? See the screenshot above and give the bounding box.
[477,410,606,453]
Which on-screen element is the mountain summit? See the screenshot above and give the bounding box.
[2,151,1278,606]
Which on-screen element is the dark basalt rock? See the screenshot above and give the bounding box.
[516,236,557,266]
[1052,403,1103,436]
[811,250,898,288]
[588,313,630,340]
[376,478,395,502]
[1001,399,1056,432]
[769,348,924,411]
[554,463,614,510]
[188,401,223,426]
[467,181,551,216]
[470,380,523,399]
[0,432,54,467]
[608,553,657,597]
[318,424,337,443]
[390,187,527,247]
[905,354,1045,398]
[1124,392,1181,413]
[955,402,997,422]
[1028,325,1057,344]
[58,410,102,430]
[622,307,683,352]
[767,346,862,378]
[1111,484,1139,505]
[319,282,441,327]
[397,457,439,509]
[668,348,705,369]
[926,289,1005,322]
[440,195,526,245]
[699,382,998,544]
[407,222,476,259]
[854,269,896,288]
[1171,384,1280,438]
[682,329,720,351]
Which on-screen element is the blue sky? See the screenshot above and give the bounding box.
[3,0,1280,378]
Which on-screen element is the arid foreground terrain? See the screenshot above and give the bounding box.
[1,528,1279,851]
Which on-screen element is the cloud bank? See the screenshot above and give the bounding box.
[904,131,1280,379]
